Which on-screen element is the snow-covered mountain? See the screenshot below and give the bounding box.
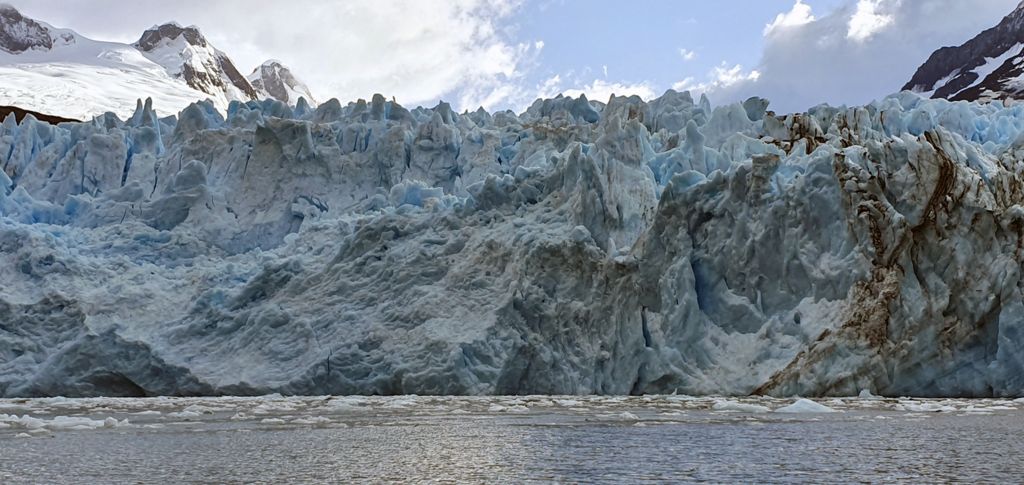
[0,3,51,53]
[3,90,1024,398]
[904,1,1024,102]
[248,60,317,106]
[134,22,258,106]
[0,4,315,119]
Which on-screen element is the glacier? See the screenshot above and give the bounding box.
[2,90,1024,398]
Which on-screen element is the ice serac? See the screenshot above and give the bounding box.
[248,60,317,106]
[2,90,1024,398]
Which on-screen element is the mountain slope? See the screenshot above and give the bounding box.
[248,60,317,105]
[134,23,259,104]
[0,3,51,53]
[904,1,1024,102]
[0,5,316,119]
[0,24,221,120]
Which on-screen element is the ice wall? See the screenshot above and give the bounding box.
[2,90,1024,398]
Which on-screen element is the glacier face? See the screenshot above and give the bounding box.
[2,90,1024,398]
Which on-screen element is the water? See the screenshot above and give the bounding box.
[2,395,1022,483]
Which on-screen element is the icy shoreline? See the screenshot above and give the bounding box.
[4,393,1024,437]
[2,89,1024,397]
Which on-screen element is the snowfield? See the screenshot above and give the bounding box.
[0,5,315,120]
[0,24,220,120]
[2,89,1024,398]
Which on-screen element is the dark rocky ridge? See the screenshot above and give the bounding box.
[0,105,78,124]
[904,1,1024,101]
[0,3,52,53]
[249,60,312,104]
[135,23,207,51]
[134,23,259,101]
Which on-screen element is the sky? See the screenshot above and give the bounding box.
[10,0,1022,113]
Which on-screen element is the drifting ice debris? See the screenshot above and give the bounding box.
[711,400,771,413]
[778,397,835,413]
[774,399,836,414]
[2,87,1024,398]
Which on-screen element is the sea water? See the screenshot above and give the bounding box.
[1,395,1022,483]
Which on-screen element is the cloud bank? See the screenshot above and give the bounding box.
[705,0,1020,113]
[8,0,1024,114]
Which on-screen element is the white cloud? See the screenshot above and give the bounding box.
[712,64,761,85]
[847,0,894,42]
[456,39,548,111]
[537,74,563,99]
[764,0,815,36]
[527,72,657,106]
[10,0,535,111]
[671,77,698,92]
[679,48,697,61]
[562,79,658,102]
[707,0,1019,113]
[672,62,760,94]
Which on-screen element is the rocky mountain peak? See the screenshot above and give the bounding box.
[0,3,53,54]
[133,21,258,103]
[247,59,317,105]
[134,22,207,51]
[904,1,1024,102]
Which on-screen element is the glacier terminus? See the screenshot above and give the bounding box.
[2,88,1024,399]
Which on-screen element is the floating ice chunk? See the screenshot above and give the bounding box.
[774,399,837,414]
[0,414,128,430]
[711,400,771,413]
[858,389,882,400]
[181,404,218,415]
[897,401,955,413]
[166,411,201,419]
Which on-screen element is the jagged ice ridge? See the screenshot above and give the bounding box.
[2,90,1024,398]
